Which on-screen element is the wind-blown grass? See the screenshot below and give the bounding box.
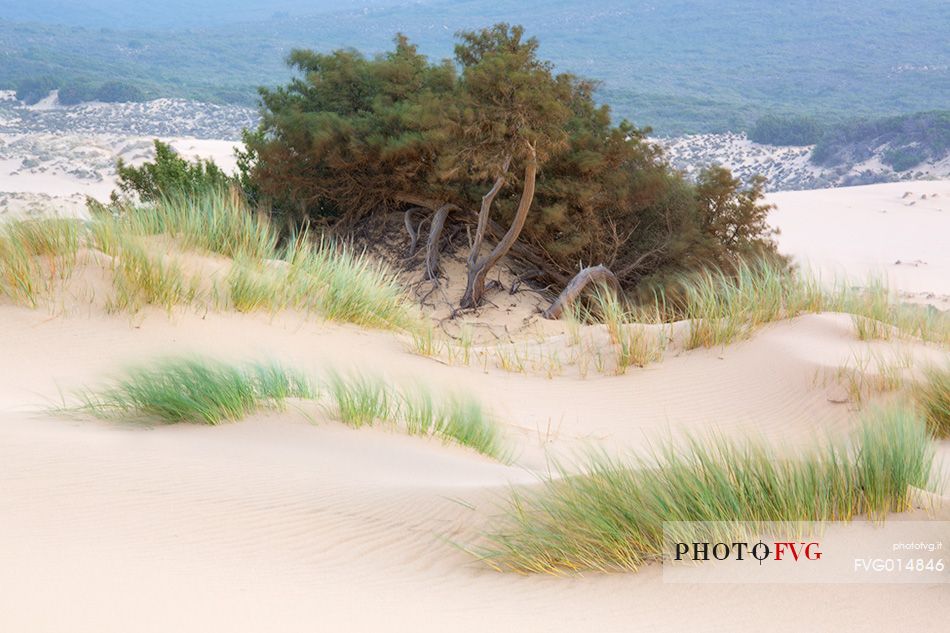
[435,395,506,459]
[914,364,950,438]
[324,371,506,459]
[2,189,415,328]
[107,239,199,313]
[326,371,392,428]
[5,217,81,262]
[477,406,935,573]
[647,260,949,349]
[68,356,505,457]
[99,187,278,260]
[284,236,414,329]
[102,196,414,327]
[0,217,82,306]
[225,258,286,313]
[413,260,945,378]
[75,357,315,425]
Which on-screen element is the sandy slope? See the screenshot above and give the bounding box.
[1,302,948,632]
[768,180,950,309]
[1,181,949,631]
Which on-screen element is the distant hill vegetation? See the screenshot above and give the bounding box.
[747,111,950,173]
[748,115,825,147]
[14,77,145,105]
[1,0,947,134]
[811,111,950,172]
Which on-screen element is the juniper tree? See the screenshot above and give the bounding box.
[244,24,778,313]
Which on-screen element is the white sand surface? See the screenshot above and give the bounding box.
[768,180,950,308]
[1,301,948,632]
[0,179,948,632]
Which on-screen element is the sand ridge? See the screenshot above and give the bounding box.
[1,179,949,631]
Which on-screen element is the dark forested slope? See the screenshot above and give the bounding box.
[1,0,947,134]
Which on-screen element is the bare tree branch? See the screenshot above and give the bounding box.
[424,203,461,281]
[461,146,537,308]
[542,264,619,319]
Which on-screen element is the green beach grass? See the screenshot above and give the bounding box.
[476,405,936,573]
[1,188,415,329]
[914,364,950,438]
[75,357,315,425]
[69,356,506,459]
[324,370,507,460]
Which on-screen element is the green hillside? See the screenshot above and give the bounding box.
[1,0,947,134]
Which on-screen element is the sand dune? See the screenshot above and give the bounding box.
[769,180,950,309]
[1,298,948,631]
[2,181,949,631]
[3,408,947,633]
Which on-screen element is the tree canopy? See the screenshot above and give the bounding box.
[113,140,232,203]
[243,24,779,309]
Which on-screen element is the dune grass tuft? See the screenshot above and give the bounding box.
[2,189,415,328]
[435,395,506,459]
[324,371,507,459]
[0,230,41,305]
[101,187,278,260]
[326,371,392,428]
[0,217,82,306]
[66,355,504,456]
[225,258,286,313]
[914,364,950,438]
[670,260,822,349]
[401,388,506,458]
[284,236,415,330]
[646,260,949,349]
[106,239,200,313]
[477,406,934,573]
[76,357,315,424]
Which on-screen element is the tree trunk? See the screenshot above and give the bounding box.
[423,203,459,281]
[403,206,426,255]
[542,265,619,319]
[467,155,511,271]
[460,148,537,309]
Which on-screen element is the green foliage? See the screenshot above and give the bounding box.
[694,167,777,258]
[477,406,934,573]
[74,357,315,424]
[113,140,234,203]
[881,146,928,172]
[247,26,779,292]
[914,365,950,438]
[2,1,948,134]
[812,111,950,168]
[749,114,824,146]
[55,79,144,105]
[94,80,144,102]
[57,80,97,105]
[14,76,57,104]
